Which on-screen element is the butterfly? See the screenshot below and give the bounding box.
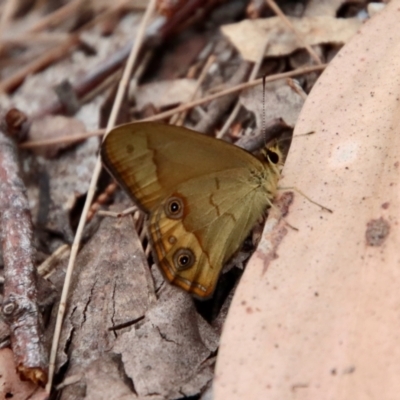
[101,122,283,298]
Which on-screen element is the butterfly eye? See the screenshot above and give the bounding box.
[266,149,279,164]
[173,248,195,271]
[165,196,184,219]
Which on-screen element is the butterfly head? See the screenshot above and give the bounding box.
[259,141,284,173]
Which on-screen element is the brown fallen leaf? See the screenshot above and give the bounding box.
[221,16,362,61]
[215,1,400,399]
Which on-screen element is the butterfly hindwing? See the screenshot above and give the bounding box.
[148,169,272,297]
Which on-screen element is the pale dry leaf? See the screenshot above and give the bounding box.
[240,80,305,128]
[132,78,199,110]
[28,115,87,158]
[221,16,362,62]
[215,1,400,399]
[303,0,348,17]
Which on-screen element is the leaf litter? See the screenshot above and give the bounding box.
[0,0,380,399]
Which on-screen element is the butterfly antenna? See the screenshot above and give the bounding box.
[277,186,333,213]
[262,75,266,146]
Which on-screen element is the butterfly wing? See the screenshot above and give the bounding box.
[149,169,276,297]
[101,122,279,297]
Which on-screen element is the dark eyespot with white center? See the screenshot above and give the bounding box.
[165,196,184,219]
[173,248,195,271]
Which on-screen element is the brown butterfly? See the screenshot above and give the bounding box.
[101,122,283,298]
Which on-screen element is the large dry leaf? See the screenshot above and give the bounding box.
[221,16,362,61]
[215,2,400,399]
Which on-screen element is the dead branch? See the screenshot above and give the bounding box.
[0,109,48,386]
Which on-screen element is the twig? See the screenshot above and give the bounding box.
[45,0,158,393]
[264,0,322,65]
[20,64,327,149]
[286,77,308,100]
[0,109,47,386]
[37,244,70,278]
[29,0,85,34]
[144,64,327,123]
[1,32,70,48]
[20,129,104,149]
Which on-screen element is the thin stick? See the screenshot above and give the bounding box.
[38,244,70,278]
[97,206,137,218]
[286,77,307,100]
[45,0,157,392]
[143,64,326,122]
[21,64,326,149]
[217,40,269,138]
[20,129,104,149]
[1,32,69,47]
[264,0,322,65]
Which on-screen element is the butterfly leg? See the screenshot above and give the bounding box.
[265,194,299,231]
